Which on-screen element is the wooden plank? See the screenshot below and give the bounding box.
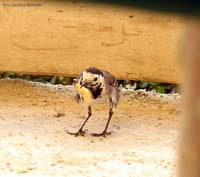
[0,0,184,83]
[179,21,200,177]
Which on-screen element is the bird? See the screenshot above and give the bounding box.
[67,67,120,137]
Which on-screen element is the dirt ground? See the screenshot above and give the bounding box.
[0,79,181,177]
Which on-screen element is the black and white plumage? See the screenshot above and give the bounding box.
[67,67,120,137]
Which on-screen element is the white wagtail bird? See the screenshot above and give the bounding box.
[67,67,120,137]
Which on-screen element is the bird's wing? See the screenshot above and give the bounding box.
[102,70,117,86]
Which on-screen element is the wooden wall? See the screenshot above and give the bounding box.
[0,1,184,83]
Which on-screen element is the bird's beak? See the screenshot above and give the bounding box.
[81,82,86,88]
[81,81,90,88]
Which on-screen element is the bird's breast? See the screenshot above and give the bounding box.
[88,84,103,99]
[92,95,109,104]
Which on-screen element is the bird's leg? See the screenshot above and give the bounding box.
[92,102,114,137]
[67,106,92,137]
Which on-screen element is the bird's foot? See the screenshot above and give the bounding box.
[66,128,88,137]
[91,130,114,137]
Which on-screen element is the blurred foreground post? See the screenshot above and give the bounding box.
[179,20,200,177]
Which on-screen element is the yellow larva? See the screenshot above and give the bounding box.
[74,84,93,105]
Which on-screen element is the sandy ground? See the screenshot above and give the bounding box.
[0,79,181,177]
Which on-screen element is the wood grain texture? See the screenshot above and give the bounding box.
[0,1,184,83]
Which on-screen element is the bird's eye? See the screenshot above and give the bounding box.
[94,77,97,81]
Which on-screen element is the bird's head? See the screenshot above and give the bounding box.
[80,67,104,88]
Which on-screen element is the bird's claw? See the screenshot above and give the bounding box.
[66,129,88,137]
[91,130,114,137]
